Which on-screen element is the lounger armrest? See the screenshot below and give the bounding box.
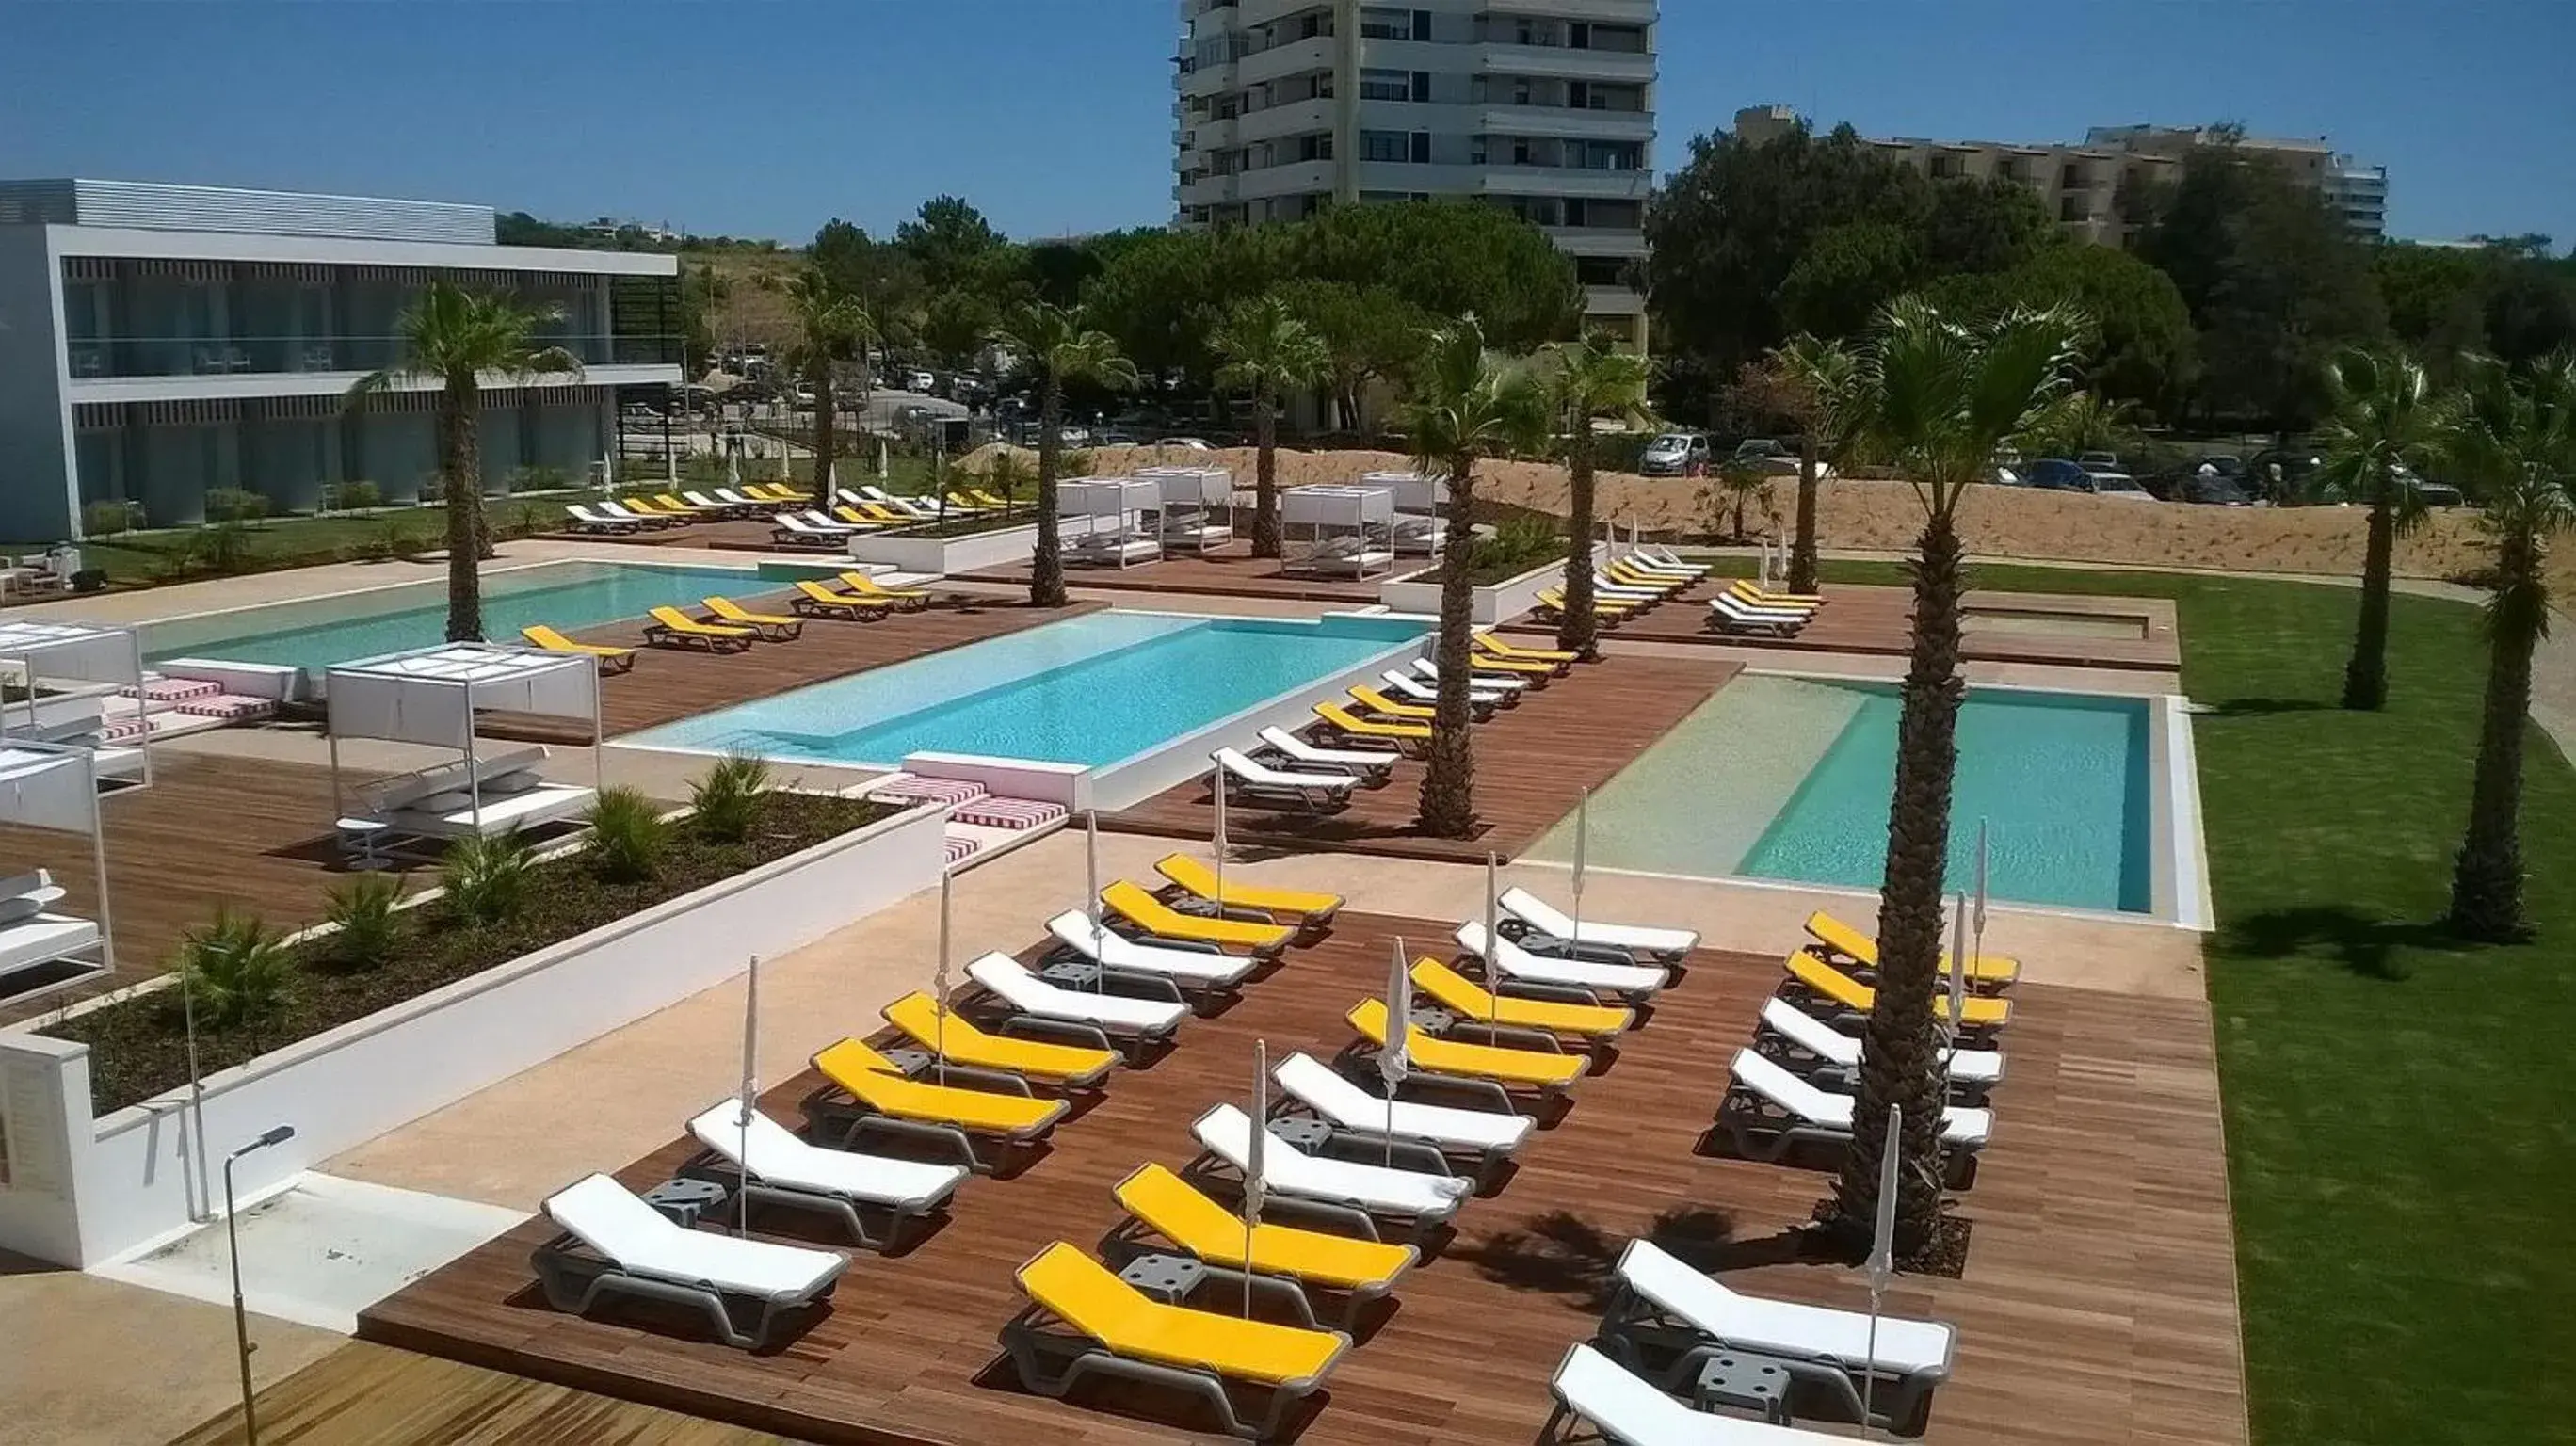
[1391,1073,1519,1115]
[1493,978,1611,1007]
[998,1015,1117,1052]
[1310,1130,1458,1179]
[1513,935,1667,970]
[1254,1192,1384,1243]
[1443,1020,1567,1053]
[897,1056,1037,1098]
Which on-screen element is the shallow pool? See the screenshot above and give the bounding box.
[629,611,1425,768]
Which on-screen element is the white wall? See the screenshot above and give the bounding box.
[846,521,1039,576]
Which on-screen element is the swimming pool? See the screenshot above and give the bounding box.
[141,561,774,671]
[629,611,1426,769]
[1529,675,2158,914]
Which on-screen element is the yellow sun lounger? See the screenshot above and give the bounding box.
[1468,651,1555,679]
[1604,562,1686,594]
[881,992,1119,1089]
[744,483,801,503]
[1102,879,1294,956]
[617,496,683,519]
[1475,633,1575,667]
[1538,587,1642,618]
[642,605,755,652]
[1805,910,2020,988]
[1407,957,1631,1044]
[791,579,891,620]
[1114,1162,1414,1317]
[1312,701,1430,751]
[837,571,930,610]
[1153,853,1344,928]
[1006,1241,1350,1439]
[806,1038,1067,1168]
[1784,949,2013,1030]
[520,625,634,674]
[653,493,716,518]
[1347,685,1435,722]
[966,490,1012,509]
[1345,999,1587,1092]
[829,506,892,528]
[701,596,803,641]
[1732,579,1826,608]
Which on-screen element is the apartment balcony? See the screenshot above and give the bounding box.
[1479,105,1654,143]
[1477,42,1655,85]
[1545,226,1649,258]
[1188,115,1242,150]
[1486,0,1660,23]
[1238,34,1336,87]
[1476,166,1653,201]
[1177,173,1244,208]
[1234,158,1340,201]
[1235,97,1333,146]
[62,331,676,383]
[1237,0,1331,26]
[1179,58,1239,100]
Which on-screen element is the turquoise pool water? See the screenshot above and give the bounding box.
[631,612,1426,768]
[142,561,775,671]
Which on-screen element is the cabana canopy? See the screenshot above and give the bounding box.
[1282,485,1394,530]
[0,741,115,995]
[1359,471,1447,513]
[1281,486,1398,578]
[1056,477,1166,519]
[1057,478,1166,569]
[1135,465,1233,507]
[0,619,152,783]
[327,643,600,749]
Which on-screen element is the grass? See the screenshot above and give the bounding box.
[1762,554,2574,1445]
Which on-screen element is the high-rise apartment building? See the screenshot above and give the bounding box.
[1174,1,1657,349]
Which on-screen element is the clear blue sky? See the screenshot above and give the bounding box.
[5,1,2569,249]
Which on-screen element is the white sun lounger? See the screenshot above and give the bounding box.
[683,490,749,517]
[1192,1103,1470,1240]
[1273,1051,1533,1169]
[1758,997,2003,1092]
[1499,886,1699,964]
[1549,1342,1848,1445]
[1048,909,1261,990]
[1256,726,1395,782]
[1378,670,1501,719]
[1716,1050,1990,1188]
[860,485,942,517]
[1602,1239,1956,1434]
[596,500,671,529]
[563,502,640,534]
[1455,920,1668,1003]
[686,1101,965,1248]
[966,951,1189,1041]
[1617,553,1704,582]
[531,1172,848,1349]
[1707,592,1808,635]
[1406,657,1528,692]
[1639,544,1712,576]
[715,488,780,512]
[1214,747,1356,812]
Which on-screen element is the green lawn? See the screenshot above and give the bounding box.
[1763,556,2574,1444]
[9,508,466,589]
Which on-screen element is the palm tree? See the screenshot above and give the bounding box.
[2313,348,2455,711]
[1538,336,1652,659]
[1400,316,1547,836]
[1213,297,1329,559]
[2443,352,2576,940]
[1823,297,2083,1261]
[994,302,1138,606]
[779,270,876,507]
[349,281,580,641]
[1744,337,1861,595]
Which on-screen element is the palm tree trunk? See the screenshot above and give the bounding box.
[1559,445,1602,659]
[1251,393,1282,558]
[1790,442,1822,595]
[1827,506,1964,1260]
[1418,455,1480,837]
[1031,373,1068,607]
[438,374,483,642]
[811,369,838,507]
[2342,490,2396,710]
[2448,530,2541,940]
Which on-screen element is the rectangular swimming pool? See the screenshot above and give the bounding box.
[628,611,1427,769]
[141,561,775,672]
[1529,675,2157,914]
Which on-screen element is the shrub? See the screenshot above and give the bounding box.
[440,831,532,925]
[331,479,385,512]
[174,908,296,1034]
[508,464,572,494]
[1060,449,1098,479]
[323,874,406,970]
[689,752,772,843]
[585,786,668,882]
[203,488,270,524]
[378,516,424,559]
[198,520,257,574]
[81,500,137,539]
[1467,515,1563,580]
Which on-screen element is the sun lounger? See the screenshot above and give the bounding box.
[1729,579,1825,609]
[1538,587,1641,623]
[1716,1049,1989,1187]
[1500,886,1700,965]
[1347,684,1436,722]
[701,596,803,641]
[621,496,690,521]
[1103,878,1294,956]
[1048,909,1262,992]
[1376,669,1500,719]
[1003,1240,1351,1442]
[1783,949,2011,1033]
[521,624,635,674]
[1193,1103,1471,1237]
[1804,910,2020,988]
[789,579,891,619]
[1272,1050,1533,1177]
[654,492,724,518]
[1547,1342,1851,1445]
[597,500,672,530]
[772,513,854,548]
[684,1101,965,1249]
[1113,1161,1415,1328]
[562,502,640,534]
[836,570,932,610]
[1408,956,1631,1045]
[746,483,806,503]
[1310,701,1430,754]
[1639,544,1712,576]
[1474,632,1575,672]
[1213,747,1356,812]
[642,604,755,652]
[683,490,749,518]
[1408,657,1531,697]
[1254,726,1395,783]
[881,991,1119,1090]
[529,1172,847,1349]
[967,950,1188,1045]
[1600,1238,1956,1434]
[802,1037,1067,1171]
[1604,562,1687,595]
[1707,592,1808,636]
[1588,572,1669,603]
[715,487,779,513]
[1346,999,1587,1099]
[1757,996,2004,1103]
[1456,920,1668,1004]
[859,486,941,517]
[1153,853,1344,931]
[1612,554,1702,582]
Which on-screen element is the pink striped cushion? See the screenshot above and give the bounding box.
[954,796,1069,830]
[872,776,989,807]
[125,678,222,702]
[174,694,275,720]
[101,717,152,743]
[942,835,980,865]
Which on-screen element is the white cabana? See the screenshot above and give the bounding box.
[1359,471,1450,555]
[1136,466,1234,554]
[0,741,114,1003]
[324,644,603,861]
[1057,477,1165,569]
[1281,486,1398,579]
[0,619,152,786]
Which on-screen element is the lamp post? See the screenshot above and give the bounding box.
[224,1125,296,1446]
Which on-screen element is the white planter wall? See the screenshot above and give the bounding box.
[1377,542,1607,626]
[845,521,1039,575]
[0,800,946,1267]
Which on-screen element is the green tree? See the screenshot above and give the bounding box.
[1780,221,1921,343]
[2023,392,2145,460]
[1740,336,1862,593]
[348,282,580,640]
[993,302,1137,606]
[1826,298,2083,1260]
[1278,278,1431,436]
[2312,348,2457,710]
[1290,201,1582,351]
[777,269,876,506]
[1538,336,1654,658]
[1212,296,1330,557]
[1080,225,1281,392]
[1401,317,1547,835]
[2442,352,2575,939]
[1920,176,2054,275]
[1922,244,2197,413]
[894,196,1010,295]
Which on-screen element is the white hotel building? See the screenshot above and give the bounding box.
[1173,0,1656,350]
[0,180,683,541]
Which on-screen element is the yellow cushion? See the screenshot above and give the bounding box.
[1102,880,1293,951]
[1804,910,2019,983]
[1116,1164,1411,1292]
[881,993,1116,1085]
[813,1038,1066,1133]
[1314,702,1429,739]
[1017,1242,1346,1387]
[647,606,749,637]
[1407,958,1630,1040]
[1153,854,1342,921]
[1783,950,2011,1028]
[1345,999,1586,1086]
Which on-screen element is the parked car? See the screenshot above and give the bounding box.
[905,369,936,393]
[2091,470,2157,502]
[2023,458,2099,492]
[1639,431,1713,477]
[2077,450,2124,474]
[2180,474,2256,506]
[2392,466,2466,507]
[1154,437,1215,451]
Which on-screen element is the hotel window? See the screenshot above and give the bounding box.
[1359,67,1411,101]
[1358,7,1427,40]
[1361,130,1411,163]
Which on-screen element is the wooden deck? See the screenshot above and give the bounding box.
[1501,585,2182,673]
[1095,653,1739,864]
[964,548,1393,605]
[359,911,2246,1446]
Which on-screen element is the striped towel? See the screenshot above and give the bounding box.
[100,716,152,744]
[124,677,223,702]
[174,693,277,720]
[954,796,1069,831]
[871,776,990,808]
[942,834,981,866]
